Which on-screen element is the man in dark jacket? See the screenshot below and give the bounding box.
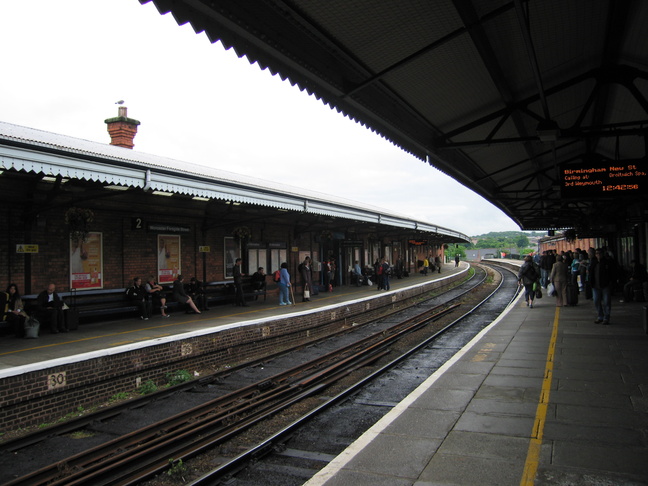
[233,258,248,307]
[127,277,151,320]
[590,249,617,325]
[36,283,66,333]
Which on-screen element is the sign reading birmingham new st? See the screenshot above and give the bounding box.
[560,159,648,199]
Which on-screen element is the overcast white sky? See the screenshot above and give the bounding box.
[1,0,522,236]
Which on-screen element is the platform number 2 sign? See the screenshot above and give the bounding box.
[131,217,144,230]
[48,372,67,390]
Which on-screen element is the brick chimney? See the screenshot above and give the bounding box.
[104,106,140,149]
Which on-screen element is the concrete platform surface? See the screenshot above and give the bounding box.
[305,286,648,486]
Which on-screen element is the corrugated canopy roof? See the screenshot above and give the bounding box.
[139,0,648,234]
[0,120,469,242]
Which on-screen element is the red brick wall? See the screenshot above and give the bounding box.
[0,270,465,432]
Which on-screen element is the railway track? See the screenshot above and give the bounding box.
[0,263,518,485]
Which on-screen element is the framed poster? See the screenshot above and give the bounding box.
[224,237,239,279]
[158,234,181,283]
[70,232,103,290]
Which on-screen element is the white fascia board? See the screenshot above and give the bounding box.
[0,145,145,188]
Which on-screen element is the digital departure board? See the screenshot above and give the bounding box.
[560,158,648,198]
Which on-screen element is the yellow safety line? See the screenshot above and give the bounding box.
[520,306,560,485]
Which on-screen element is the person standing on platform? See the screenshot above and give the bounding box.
[549,255,569,307]
[278,262,292,305]
[299,257,314,300]
[423,257,429,275]
[375,258,384,290]
[233,258,248,307]
[322,260,331,291]
[538,251,547,288]
[455,254,460,267]
[517,255,539,308]
[435,255,442,273]
[329,258,337,288]
[590,249,617,324]
[395,256,403,279]
[352,260,363,287]
[173,275,202,314]
[381,257,391,291]
[36,283,67,333]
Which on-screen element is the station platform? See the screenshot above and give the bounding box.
[305,282,648,485]
[0,264,463,372]
[3,262,647,485]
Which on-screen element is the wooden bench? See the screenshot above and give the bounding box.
[21,288,165,323]
[19,279,267,325]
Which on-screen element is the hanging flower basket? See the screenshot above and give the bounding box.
[232,226,251,239]
[65,207,94,243]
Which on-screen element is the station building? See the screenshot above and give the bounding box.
[0,110,469,296]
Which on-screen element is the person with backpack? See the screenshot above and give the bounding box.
[517,255,539,308]
[277,262,292,306]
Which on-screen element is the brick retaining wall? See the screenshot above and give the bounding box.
[0,271,465,432]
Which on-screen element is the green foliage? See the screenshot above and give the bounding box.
[465,231,539,250]
[445,245,466,259]
[166,369,192,386]
[139,380,158,395]
[109,392,130,402]
[167,458,188,477]
[515,234,529,248]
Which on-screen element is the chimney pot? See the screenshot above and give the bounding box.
[104,106,140,149]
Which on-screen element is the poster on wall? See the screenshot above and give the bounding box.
[70,232,103,290]
[158,234,181,283]
[224,237,239,279]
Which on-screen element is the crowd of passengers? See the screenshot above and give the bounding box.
[2,253,418,337]
[516,247,647,325]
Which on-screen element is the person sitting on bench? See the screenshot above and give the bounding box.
[173,275,201,314]
[35,283,67,333]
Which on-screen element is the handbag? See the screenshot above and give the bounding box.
[304,289,310,299]
[533,281,542,299]
[24,316,40,339]
[547,282,556,297]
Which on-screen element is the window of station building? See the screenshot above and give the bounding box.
[270,248,287,275]
[247,248,267,275]
[369,241,380,265]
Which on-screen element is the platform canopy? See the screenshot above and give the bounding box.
[140,0,648,234]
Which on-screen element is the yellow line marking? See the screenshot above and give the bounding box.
[0,313,240,357]
[520,306,560,485]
